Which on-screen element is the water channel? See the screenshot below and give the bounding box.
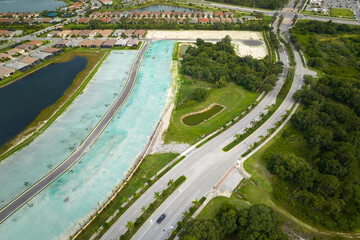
[0,41,175,239]
[131,4,197,12]
[0,56,87,148]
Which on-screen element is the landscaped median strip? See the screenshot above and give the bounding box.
[223,67,295,152]
[120,175,186,240]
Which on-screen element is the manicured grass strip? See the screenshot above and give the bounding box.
[169,196,207,239]
[173,42,180,61]
[120,175,186,240]
[0,50,109,161]
[182,104,224,126]
[330,8,355,18]
[74,153,179,240]
[157,156,185,179]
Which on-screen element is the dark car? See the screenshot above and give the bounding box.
[157,213,166,223]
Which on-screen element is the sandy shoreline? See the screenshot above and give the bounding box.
[146,30,264,40]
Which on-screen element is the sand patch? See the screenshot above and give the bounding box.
[146,30,263,40]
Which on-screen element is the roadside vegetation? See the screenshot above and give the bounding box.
[0,49,107,160]
[208,0,288,10]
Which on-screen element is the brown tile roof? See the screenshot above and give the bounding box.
[134,29,145,37]
[214,11,224,17]
[20,56,40,64]
[0,66,15,77]
[28,40,43,46]
[41,47,62,53]
[0,53,11,59]
[199,18,209,23]
[91,39,104,47]
[79,39,92,47]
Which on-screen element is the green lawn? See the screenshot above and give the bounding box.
[330,8,355,18]
[164,82,259,144]
[182,104,224,126]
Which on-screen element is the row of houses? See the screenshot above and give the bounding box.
[0,12,40,19]
[47,29,146,38]
[0,29,23,37]
[4,40,44,56]
[0,47,63,80]
[88,10,235,19]
[0,17,62,24]
[54,38,139,48]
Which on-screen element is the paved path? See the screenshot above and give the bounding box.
[0,40,150,224]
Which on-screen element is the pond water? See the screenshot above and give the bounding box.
[0,56,87,148]
[131,4,197,12]
[0,50,138,210]
[182,104,225,126]
[0,41,175,240]
[0,0,66,13]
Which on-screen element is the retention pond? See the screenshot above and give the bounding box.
[0,56,87,148]
[0,41,175,239]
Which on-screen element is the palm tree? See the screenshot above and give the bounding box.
[167,179,175,188]
[192,199,200,208]
[141,206,147,216]
[126,221,134,234]
[183,210,191,220]
[154,192,161,202]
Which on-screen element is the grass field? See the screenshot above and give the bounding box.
[0,49,108,159]
[182,104,224,126]
[76,153,178,240]
[164,81,259,144]
[330,8,355,18]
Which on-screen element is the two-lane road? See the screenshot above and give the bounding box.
[0,40,150,224]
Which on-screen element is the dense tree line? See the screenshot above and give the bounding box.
[179,204,287,240]
[181,36,283,92]
[70,18,271,32]
[209,0,287,10]
[268,20,360,231]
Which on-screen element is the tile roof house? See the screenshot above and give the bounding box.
[183,12,192,18]
[194,12,203,17]
[113,29,124,37]
[79,30,92,37]
[16,43,34,51]
[54,40,70,48]
[90,39,104,48]
[0,66,15,79]
[124,29,135,37]
[102,29,113,37]
[203,11,213,17]
[19,56,41,65]
[199,18,209,24]
[101,39,116,48]
[214,11,224,17]
[127,38,139,47]
[0,53,12,61]
[78,39,93,47]
[28,40,43,47]
[210,18,221,24]
[134,29,145,38]
[162,11,172,18]
[224,11,234,17]
[30,52,53,60]
[6,48,25,55]
[189,18,198,24]
[41,47,64,55]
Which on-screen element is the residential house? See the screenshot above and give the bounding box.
[214,12,224,17]
[0,53,12,62]
[0,66,15,80]
[54,40,70,48]
[183,12,192,18]
[124,29,135,37]
[20,56,41,66]
[79,29,92,37]
[162,11,172,18]
[30,52,53,60]
[194,12,203,18]
[127,38,139,47]
[199,18,209,24]
[78,39,92,47]
[210,18,220,24]
[224,11,234,17]
[16,43,34,51]
[134,29,145,38]
[113,29,124,37]
[41,47,64,55]
[28,40,43,47]
[6,48,25,55]
[90,39,104,48]
[115,38,128,46]
[189,18,198,24]
[5,61,30,71]
[101,39,116,48]
[77,18,90,24]
[203,11,213,18]
[102,29,113,38]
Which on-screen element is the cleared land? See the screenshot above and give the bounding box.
[330,8,355,18]
[146,30,264,40]
[233,41,267,58]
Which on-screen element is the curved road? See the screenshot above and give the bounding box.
[0,40,150,223]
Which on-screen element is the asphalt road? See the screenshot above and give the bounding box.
[101,16,311,240]
[0,40,150,224]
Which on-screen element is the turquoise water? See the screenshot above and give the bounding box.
[0,0,66,12]
[132,4,196,12]
[0,50,138,209]
[0,41,175,239]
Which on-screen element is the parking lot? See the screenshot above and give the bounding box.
[305,0,360,20]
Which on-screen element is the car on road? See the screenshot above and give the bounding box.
[157,214,166,223]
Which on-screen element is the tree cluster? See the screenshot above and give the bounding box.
[210,0,288,10]
[179,204,287,240]
[268,20,360,231]
[181,36,280,92]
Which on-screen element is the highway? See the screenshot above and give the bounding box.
[0,40,150,224]
[101,14,310,240]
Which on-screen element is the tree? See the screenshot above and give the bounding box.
[168,179,175,188]
[154,192,160,201]
[126,221,134,234]
[216,203,238,235]
[192,199,201,208]
[179,219,220,240]
[238,204,287,240]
